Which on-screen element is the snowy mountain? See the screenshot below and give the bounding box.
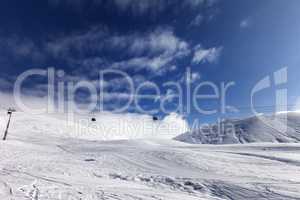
[175,112,300,144]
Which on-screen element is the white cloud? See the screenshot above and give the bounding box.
[112,56,172,71]
[190,14,204,27]
[192,45,223,64]
[184,0,218,8]
[46,26,190,74]
[226,105,239,113]
[0,91,49,112]
[128,28,189,56]
[191,72,201,82]
[0,37,44,62]
[112,0,164,15]
[49,0,217,15]
[179,71,201,84]
[115,29,190,72]
[161,112,189,138]
[111,53,182,74]
[46,26,108,60]
[169,65,177,71]
[46,26,189,58]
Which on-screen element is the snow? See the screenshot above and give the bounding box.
[0,111,188,141]
[175,113,300,144]
[0,111,300,199]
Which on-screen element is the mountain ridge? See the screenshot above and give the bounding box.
[174,112,300,144]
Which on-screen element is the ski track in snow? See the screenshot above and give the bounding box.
[0,112,300,199]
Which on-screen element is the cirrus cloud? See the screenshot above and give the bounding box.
[192,45,223,64]
[48,0,218,15]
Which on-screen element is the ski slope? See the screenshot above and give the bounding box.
[0,112,300,199]
[175,113,300,144]
[0,111,188,141]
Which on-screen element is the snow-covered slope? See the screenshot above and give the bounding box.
[0,111,188,141]
[175,112,300,144]
[1,111,300,199]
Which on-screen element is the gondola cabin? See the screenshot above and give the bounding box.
[152,116,159,121]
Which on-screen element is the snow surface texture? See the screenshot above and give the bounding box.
[175,112,300,144]
[0,111,188,141]
[0,111,300,199]
[0,92,190,140]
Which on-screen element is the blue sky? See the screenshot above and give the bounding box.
[0,0,300,124]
